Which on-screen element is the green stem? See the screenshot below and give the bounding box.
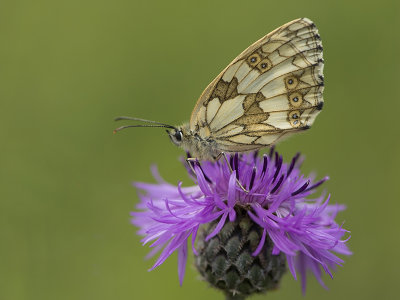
[225,293,246,300]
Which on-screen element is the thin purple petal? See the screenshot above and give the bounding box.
[205,212,228,241]
[252,228,267,256]
[178,240,188,286]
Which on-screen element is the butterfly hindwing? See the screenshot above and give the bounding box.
[189,18,324,151]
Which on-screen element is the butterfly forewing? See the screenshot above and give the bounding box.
[189,18,324,151]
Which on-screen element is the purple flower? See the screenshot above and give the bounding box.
[131,149,351,295]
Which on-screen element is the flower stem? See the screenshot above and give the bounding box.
[225,293,246,300]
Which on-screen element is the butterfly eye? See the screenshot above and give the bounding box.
[174,130,183,142]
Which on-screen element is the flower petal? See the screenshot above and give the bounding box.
[205,212,228,241]
[178,240,188,286]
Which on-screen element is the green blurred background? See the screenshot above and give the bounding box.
[1,0,399,299]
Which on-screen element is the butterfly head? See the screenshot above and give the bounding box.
[167,128,184,146]
[166,123,192,147]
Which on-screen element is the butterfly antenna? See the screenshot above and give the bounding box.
[113,116,178,133]
[113,124,176,134]
[114,116,174,127]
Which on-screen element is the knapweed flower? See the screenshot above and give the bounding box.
[132,149,351,298]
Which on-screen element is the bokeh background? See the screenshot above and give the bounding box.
[1,0,399,299]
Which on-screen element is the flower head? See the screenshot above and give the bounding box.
[132,149,351,296]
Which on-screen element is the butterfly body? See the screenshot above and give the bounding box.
[116,18,324,161]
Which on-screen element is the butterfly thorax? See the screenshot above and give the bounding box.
[168,123,221,161]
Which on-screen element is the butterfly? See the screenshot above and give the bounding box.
[115,18,324,162]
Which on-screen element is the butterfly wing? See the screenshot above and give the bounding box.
[189,18,324,152]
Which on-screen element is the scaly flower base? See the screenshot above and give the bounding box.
[196,208,286,299]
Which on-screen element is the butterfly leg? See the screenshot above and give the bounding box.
[185,157,198,175]
[219,152,249,193]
